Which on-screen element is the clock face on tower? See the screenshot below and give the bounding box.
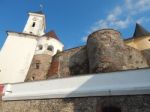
[32,17,37,21]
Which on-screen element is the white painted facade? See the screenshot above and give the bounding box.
[35,36,64,56]
[0,11,64,83]
[23,11,64,56]
[23,12,46,36]
[0,32,37,83]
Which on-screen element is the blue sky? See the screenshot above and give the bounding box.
[0,0,150,49]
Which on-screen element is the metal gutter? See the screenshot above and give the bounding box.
[2,68,150,101]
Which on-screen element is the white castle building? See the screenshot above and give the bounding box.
[0,11,64,83]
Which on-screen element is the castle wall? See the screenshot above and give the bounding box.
[1,95,150,112]
[142,49,150,66]
[48,46,89,78]
[0,32,37,83]
[25,54,52,81]
[87,29,149,73]
[46,29,149,79]
[87,29,125,73]
[123,46,149,69]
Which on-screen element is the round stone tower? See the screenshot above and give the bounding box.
[87,29,125,73]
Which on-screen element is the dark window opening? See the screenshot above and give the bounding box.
[47,45,54,51]
[38,45,43,50]
[102,106,121,112]
[32,22,36,27]
[35,63,40,69]
[148,39,150,41]
[31,76,35,80]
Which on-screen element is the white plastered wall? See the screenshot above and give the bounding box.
[0,32,37,83]
[23,13,45,36]
[35,37,64,55]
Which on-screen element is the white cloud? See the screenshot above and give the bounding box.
[81,0,150,42]
[126,0,150,14]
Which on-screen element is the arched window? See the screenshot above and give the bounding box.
[38,45,43,50]
[47,45,54,51]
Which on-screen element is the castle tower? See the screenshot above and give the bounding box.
[35,31,64,56]
[0,11,64,83]
[23,11,46,36]
[26,31,64,81]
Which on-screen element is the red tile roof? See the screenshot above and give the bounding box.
[43,31,60,41]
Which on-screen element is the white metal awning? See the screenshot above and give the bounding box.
[2,68,150,101]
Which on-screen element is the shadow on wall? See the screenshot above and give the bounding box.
[69,46,89,76]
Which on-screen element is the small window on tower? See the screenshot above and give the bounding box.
[47,45,54,51]
[35,60,40,69]
[32,22,36,27]
[35,63,40,69]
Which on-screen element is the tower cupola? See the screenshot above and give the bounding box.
[23,11,46,36]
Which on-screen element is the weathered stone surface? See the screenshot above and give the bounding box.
[48,46,89,78]
[87,29,149,73]
[25,54,52,81]
[47,29,149,77]
[142,49,150,66]
[1,95,150,112]
[87,29,124,73]
[123,46,149,70]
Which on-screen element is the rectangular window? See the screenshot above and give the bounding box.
[32,22,36,27]
[35,63,40,69]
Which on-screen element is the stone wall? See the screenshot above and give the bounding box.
[123,46,148,70]
[25,54,52,81]
[47,29,149,79]
[1,30,150,112]
[142,49,150,66]
[48,46,89,79]
[87,29,149,73]
[87,29,125,73]
[1,95,150,112]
